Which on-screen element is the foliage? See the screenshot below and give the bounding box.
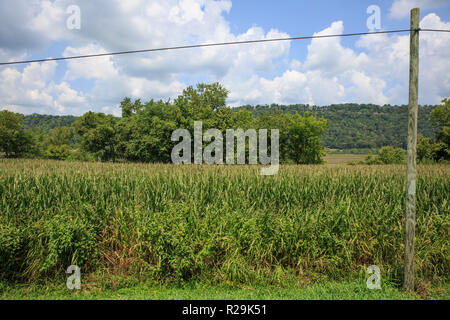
[236,103,436,150]
[74,111,118,162]
[41,126,75,160]
[117,99,180,163]
[0,110,34,157]
[73,83,327,164]
[23,114,77,131]
[45,144,72,160]
[417,135,445,163]
[360,154,383,165]
[429,98,450,139]
[284,112,327,164]
[3,87,447,164]
[4,281,446,300]
[0,159,448,285]
[21,103,439,154]
[376,146,405,164]
[359,146,405,165]
[417,99,450,162]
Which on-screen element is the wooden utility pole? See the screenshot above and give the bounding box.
[404,7,420,292]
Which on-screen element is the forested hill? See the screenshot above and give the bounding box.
[234,104,436,149]
[22,104,436,150]
[23,114,77,131]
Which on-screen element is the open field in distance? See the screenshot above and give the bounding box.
[323,154,367,165]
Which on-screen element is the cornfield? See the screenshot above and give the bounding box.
[0,159,448,286]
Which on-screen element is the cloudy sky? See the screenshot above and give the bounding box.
[0,0,449,116]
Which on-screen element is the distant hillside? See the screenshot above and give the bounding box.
[23,113,77,131]
[234,104,436,149]
[22,103,437,150]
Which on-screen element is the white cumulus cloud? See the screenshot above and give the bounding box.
[0,1,448,115]
[389,0,449,20]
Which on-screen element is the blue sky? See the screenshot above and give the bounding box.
[0,0,449,116]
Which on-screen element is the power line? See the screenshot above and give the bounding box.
[0,28,448,66]
[420,28,450,32]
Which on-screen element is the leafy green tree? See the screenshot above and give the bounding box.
[43,126,74,160]
[361,154,383,165]
[175,82,229,129]
[417,134,445,163]
[45,144,72,160]
[428,98,450,160]
[255,110,291,163]
[74,111,117,162]
[28,127,49,158]
[120,97,143,118]
[180,82,228,111]
[254,111,327,164]
[0,110,34,157]
[117,99,180,163]
[229,109,254,130]
[120,97,133,118]
[430,98,450,138]
[285,112,327,164]
[376,146,405,164]
[115,84,327,164]
[48,126,74,146]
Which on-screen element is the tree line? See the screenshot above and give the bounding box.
[235,103,436,150]
[0,83,327,164]
[1,83,448,164]
[22,101,437,152]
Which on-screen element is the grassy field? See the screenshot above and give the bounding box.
[0,159,448,299]
[323,154,367,165]
[3,280,448,300]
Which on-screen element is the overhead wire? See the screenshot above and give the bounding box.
[0,28,447,66]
